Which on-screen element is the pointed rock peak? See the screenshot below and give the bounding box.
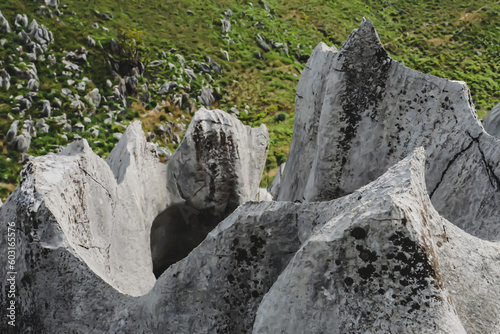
[341,18,388,60]
[59,139,92,157]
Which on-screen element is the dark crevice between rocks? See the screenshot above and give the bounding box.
[429,137,475,198]
[469,133,500,191]
[150,203,229,279]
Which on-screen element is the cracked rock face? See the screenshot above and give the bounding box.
[3,146,500,333]
[1,20,500,334]
[276,18,500,241]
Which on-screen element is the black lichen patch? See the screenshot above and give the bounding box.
[357,264,376,280]
[350,227,367,240]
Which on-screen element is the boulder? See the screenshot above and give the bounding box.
[45,0,58,8]
[11,133,31,153]
[0,69,10,90]
[157,81,177,95]
[275,18,500,241]
[28,19,54,45]
[14,13,28,28]
[198,85,215,107]
[0,10,11,34]
[41,100,52,116]
[6,120,18,142]
[85,88,100,108]
[221,16,231,33]
[27,79,39,91]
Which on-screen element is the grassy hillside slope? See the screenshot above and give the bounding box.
[1,0,500,199]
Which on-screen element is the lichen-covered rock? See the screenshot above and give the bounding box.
[276,18,500,241]
[483,102,500,138]
[152,108,269,275]
[3,146,499,333]
[254,149,465,333]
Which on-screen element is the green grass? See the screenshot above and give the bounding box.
[1,0,500,197]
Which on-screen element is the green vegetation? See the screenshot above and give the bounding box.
[1,0,500,199]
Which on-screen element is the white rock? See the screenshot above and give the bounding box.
[276,18,500,241]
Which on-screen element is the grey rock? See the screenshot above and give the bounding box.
[63,123,72,132]
[184,68,197,81]
[4,145,499,332]
[28,19,54,45]
[6,120,18,142]
[276,19,500,242]
[61,87,73,98]
[483,102,500,138]
[41,100,52,116]
[85,88,101,108]
[260,0,271,12]
[221,48,230,61]
[11,133,31,153]
[45,0,58,9]
[0,69,10,90]
[0,11,11,33]
[14,13,28,28]
[62,59,80,71]
[198,62,211,73]
[125,76,138,95]
[27,79,39,91]
[70,100,85,110]
[207,56,222,74]
[67,48,88,63]
[221,16,231,33]
[19,98,32,111]
[149,60,165,67]
[17,30,31,45]
[36,118,50,133]
[15,63,38,80]
[73,123,85,132]
[48,54,56,66]
[87,35,96,47]
[198,86,215,107]
[157,81,177,95]
[267,162,285,198]
[76,81,86,91]
[176,54,186,67]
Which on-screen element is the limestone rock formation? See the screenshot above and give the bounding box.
[1,20,500,334]
[275,18,500,241]
[153,108,269,276]
[483,102,500,138]
[0,107,268,302]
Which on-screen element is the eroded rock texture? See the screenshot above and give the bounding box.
[1,20,500,334]
[276,18,500,241]
[152,108,269,276]
[483,102,500,138]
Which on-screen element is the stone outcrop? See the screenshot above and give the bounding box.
[154,108,269,276]
[0,108,268,299]
[275,18,500,241]
[1,20,500,334]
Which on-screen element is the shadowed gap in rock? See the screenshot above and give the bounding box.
[150,203,224,278]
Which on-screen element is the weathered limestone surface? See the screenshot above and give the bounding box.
[150,108,269,276]
[1,121,165,297]
[275,19,500,241]
[483,102,500,138]
[1,20,500,334]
